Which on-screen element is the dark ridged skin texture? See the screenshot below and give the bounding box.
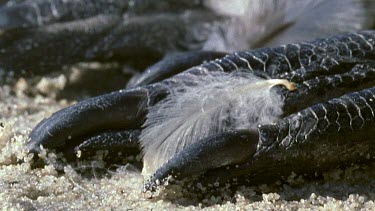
[1,0,375,194]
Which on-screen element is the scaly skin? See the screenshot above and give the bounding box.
[144,31,375,191]
[1,0,375,193]
[24,31,375,191]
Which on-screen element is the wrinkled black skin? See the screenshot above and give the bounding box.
[28,30,375,193]
[1,1,375,193]
[144,31,375,192]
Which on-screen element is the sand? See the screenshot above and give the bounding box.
[1,75,375,210]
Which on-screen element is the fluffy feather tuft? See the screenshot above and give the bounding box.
[140,70,293,175]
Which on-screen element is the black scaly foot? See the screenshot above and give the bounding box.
[26,31,375,192]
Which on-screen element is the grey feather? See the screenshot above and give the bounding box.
[203,0,375,51]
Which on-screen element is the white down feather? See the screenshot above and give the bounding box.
[140,71,294,175]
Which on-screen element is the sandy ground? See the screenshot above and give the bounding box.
[1,75,375,210]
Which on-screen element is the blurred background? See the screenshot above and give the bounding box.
[0,0,374,99]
